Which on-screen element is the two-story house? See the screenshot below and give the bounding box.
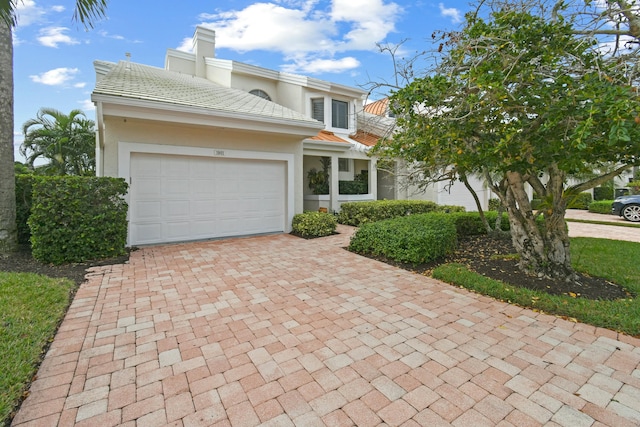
[92,26,381,246]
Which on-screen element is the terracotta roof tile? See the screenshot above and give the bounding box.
[364,98,389,116]
[309,130,350,143]
[350,130,381,147]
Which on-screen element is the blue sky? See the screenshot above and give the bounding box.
[12,0,470,160]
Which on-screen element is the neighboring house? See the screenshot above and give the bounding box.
[92,26,379,246]
[362,99,493,211]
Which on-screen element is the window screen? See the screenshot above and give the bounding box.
[332,100,349,129]
[311,98,324,122]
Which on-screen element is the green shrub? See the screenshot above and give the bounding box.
[593,186,613,201]
[628,181,640,195]
[450,211,510,236]
[348,213,457,264]
[338,180,368,195]
[15,175,35,244]
[292,211,337,238]
[588,200,614,214]
[531,199,542,210]
[567,192,593,209]
[488,198,502,211]
[28,176,128,264]
[337,200,465,226]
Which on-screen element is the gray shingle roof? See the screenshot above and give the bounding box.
[93,61,321,126]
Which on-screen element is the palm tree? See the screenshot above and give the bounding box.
[0,1,108,253]
[21,108,96,176]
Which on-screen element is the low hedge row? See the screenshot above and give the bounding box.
[28,176,128,264]
[349,213,458,264]
[292,211,337,238]
[588,200,613,214]
[348,211,512,266]
[337,200,465,226]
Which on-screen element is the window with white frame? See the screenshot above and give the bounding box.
[310,96,351,130]
[338,158,350,172]
[311,98,324,123]
[332,99,349,129]
[249,89,272,101]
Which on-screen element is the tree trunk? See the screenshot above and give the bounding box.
[0,21,17,253]
[502,170,577,282]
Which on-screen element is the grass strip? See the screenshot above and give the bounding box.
[433,237,640,336]
[0,272,75,423]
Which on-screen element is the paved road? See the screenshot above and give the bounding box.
[11,219,640,427]
[565,210,640,243]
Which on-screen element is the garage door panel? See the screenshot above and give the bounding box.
[130,153,285,245]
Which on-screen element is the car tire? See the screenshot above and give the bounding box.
[622,204,640,222]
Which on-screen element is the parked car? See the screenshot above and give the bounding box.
[612,195,640,222]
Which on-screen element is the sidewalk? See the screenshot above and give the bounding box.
[564,210,640,243]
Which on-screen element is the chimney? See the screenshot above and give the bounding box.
[192,26,215,78]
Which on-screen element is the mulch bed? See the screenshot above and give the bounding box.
[0,245,129,286]
[375,234,632,301]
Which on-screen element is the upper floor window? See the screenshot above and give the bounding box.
[249,89,272,101]
[332,100,349,129]
[311,98,324,122]
[310,96,351,130]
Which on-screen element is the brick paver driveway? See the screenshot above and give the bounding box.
[12,226,640,426]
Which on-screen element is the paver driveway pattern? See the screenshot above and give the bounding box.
[12,225,640,426]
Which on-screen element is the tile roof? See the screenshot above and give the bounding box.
[93,61,322,126]
[364,98,389,116]
[350,130,381,147]
[308,130,350,144]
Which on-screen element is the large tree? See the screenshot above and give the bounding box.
[21,108,96,176]
[375,6,640,281]
[0,0,108,253]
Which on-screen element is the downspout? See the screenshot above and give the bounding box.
[95,101,105,177]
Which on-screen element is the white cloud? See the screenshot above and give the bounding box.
[30,67,79,86]
[15,0,46,27]
[186,0,403,74]
[74,82,87,88]
[37,26,80,48]
[282,56,360,74]
[439,3,462,24]
[79,99,95,111]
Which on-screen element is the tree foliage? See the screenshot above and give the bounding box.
[21,108,96,176]
[374,3,640,281]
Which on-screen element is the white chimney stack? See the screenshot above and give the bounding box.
[192,26,215,78]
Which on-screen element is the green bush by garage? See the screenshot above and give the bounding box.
[292,211,337,238]
[28,176,128,264]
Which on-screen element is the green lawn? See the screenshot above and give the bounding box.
[433,237,640,336]
[0,272,75,424]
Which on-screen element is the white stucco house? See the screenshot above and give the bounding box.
[92,26,381,246]
[363,98,493,212]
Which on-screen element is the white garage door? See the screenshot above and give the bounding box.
[129,153,286,245]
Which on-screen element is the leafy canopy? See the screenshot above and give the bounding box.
[381,9,640,182]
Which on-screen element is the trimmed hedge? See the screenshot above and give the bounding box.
[349,213,457,264]
[593,186,613,201]
[28,176,128,264]
[588,200,614,214]
[292,211,337,238]
[15,174,34,244]
[339,180,368,195]
[450,211,510,236]
[337,200,465,226]
[567,192,593,209]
